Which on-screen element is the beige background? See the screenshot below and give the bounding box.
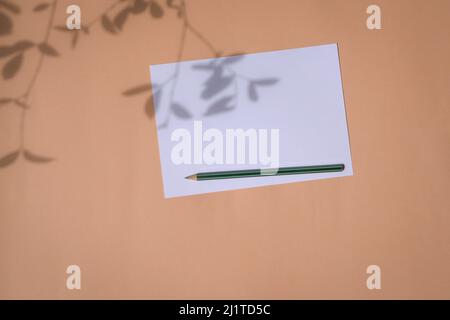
[0,0,449,299]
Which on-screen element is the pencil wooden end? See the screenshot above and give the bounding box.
[185,174,197,180]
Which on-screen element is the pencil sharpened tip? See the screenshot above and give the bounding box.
[185,174,197,180]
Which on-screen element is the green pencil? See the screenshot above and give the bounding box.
[185,163,345,181]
